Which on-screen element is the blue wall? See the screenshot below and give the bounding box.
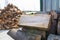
[43,0,59,12]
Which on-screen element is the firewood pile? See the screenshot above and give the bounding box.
[0,4,22,29]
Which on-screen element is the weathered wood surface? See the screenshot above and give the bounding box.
[57,21,60,34]
[19,14,51,30]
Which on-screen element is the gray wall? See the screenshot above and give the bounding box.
[43,0,60,12]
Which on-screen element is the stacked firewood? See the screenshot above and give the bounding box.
[0,4,22,29]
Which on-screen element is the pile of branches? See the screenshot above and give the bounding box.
[0,4,22,29]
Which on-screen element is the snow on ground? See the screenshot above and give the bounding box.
[0,30,14,40]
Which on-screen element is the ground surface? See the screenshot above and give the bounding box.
[0,30,14,40]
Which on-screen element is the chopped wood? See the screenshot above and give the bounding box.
[0,4,22,29]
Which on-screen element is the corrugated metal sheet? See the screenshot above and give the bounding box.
[43,0,60,12]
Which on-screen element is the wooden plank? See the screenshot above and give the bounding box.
[18,14,51,31]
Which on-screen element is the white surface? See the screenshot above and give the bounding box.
[0,0,40,11]
[0,0,7,9]
[0,30,14,40]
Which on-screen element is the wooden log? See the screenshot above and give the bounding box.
[19,14,51,31]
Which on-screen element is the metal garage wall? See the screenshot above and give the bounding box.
[43,0,59,12]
